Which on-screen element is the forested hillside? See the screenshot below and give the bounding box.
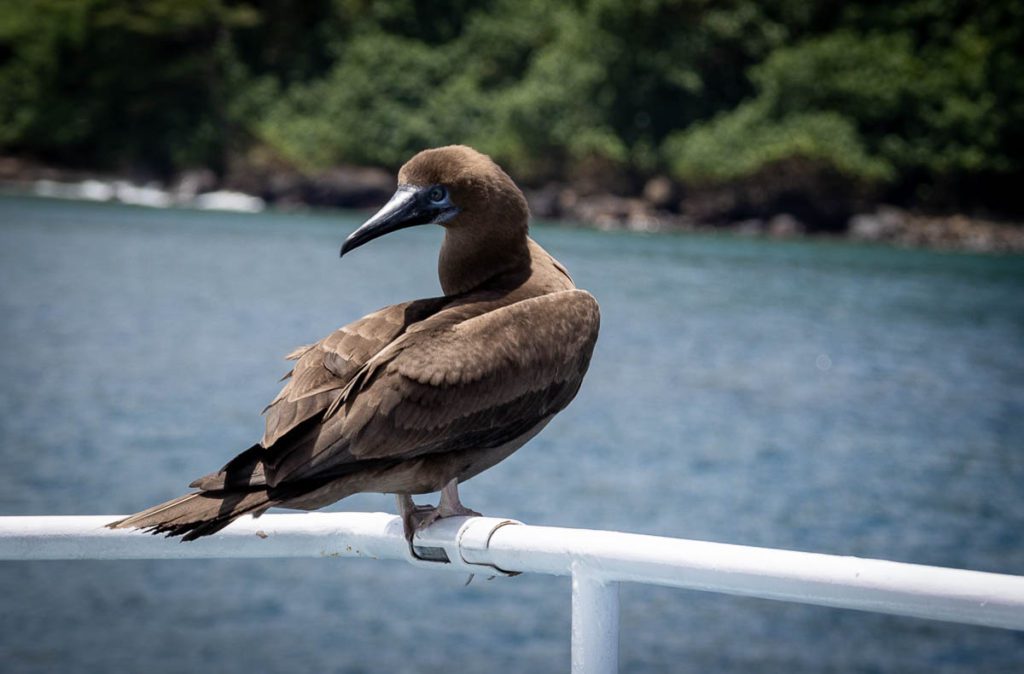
[1,0,1021,223]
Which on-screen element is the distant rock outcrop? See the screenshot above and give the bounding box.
[3,155,1022,252]
[849,207,1024,253]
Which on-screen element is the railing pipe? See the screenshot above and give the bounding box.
[0,513,409,561]
[481,525,1024,631]
[571,566,619,674]
[2,512,1023,635]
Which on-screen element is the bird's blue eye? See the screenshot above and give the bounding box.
[428,186,447,203]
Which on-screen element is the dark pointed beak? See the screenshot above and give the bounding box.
[341,186,440,257]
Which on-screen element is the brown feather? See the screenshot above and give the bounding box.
[107,490,276,541]
[263,288,598,484]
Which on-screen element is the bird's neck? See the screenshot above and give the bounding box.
[438,227,531,295]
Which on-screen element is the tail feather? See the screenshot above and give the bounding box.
[107,490,276,541]
[189,443,266,491]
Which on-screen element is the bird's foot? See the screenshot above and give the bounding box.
[395,485,482,560]
[407,504,442,534]
[396,496,441,543]
[436,501,481,519]
[436,478,481,518]
[396,499,445,561]
[403,501,479,539]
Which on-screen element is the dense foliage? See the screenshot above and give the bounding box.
[1,0,1021,215]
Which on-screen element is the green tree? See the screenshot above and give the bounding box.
[0,0,258,175]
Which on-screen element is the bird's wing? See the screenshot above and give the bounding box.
[264,289,600,485]
[261,297,449,448]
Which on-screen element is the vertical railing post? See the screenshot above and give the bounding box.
[571,564,619,674]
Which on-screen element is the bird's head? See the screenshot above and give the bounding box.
[340,145,529,258]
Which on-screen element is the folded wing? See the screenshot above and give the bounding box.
[264,289,600,486]
[190,296,448,491]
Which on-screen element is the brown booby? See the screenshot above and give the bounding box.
[109,145,600,545]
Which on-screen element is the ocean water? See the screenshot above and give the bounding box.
[1,195,1022,672]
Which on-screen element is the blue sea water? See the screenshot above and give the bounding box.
[0,195,1022,672]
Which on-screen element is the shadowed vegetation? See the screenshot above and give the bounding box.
[1,0,1021,217]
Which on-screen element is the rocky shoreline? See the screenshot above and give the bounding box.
[524,185,1024,254]
[2,156,1022,254]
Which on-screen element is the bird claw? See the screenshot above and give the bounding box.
[404,503,479,539]
[400,504,440,542]
[396,483,481,559]
[437,503,481,518]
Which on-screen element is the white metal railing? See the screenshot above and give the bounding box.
[2,512,1023,673]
